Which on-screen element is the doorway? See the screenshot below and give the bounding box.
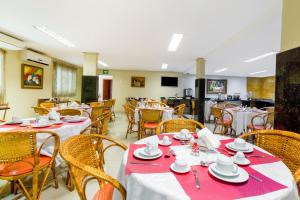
[103,79,112,100]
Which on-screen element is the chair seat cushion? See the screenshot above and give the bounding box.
[93,183,114,200]
[0,155,52,176]
[143,122,159,129]
[216,119,232,125]
[247,124,265,130]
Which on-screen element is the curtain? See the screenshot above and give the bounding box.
[0,50,5,104]
[53,62,77,97]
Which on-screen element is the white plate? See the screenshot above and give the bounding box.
[6,121,22,125]
[19,123,30,127]
[173,134,192,141]
[53,120,63,125]
[232,157,250,166]
[158,140,172,146]
[139,147,161,157]
[208,164,249,183]
[31,123,51,128]
[64,117,86,123]
[210,163,239,177]
[133,148,162,160]
[225,143,254,153]
[170,163,190,173]
[228,142,249,151]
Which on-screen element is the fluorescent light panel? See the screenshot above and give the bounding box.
[168,34,183,51]
[244,51,277,63]
[98,60,109,67]
[33,26,75,47]
[250,70,267,75]
[215,68,228,73]
[161,63,168,69]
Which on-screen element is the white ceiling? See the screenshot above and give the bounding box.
[0,0,282,77]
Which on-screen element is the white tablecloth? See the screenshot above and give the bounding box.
[226,108,266,135]
[0,118,91,165]
[134,108,174,122]
[205,101,217,121]
[114,135,299,200]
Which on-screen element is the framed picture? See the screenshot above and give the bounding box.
[131,76,145,88]
[207,79,227,94]
[21,64,44,89]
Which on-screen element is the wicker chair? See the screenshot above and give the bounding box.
[32,107,50,115]
[156,118,204,134]
[147,101,160,107]
[99,112,112,135]
[40,102,55,110]
[138,109,163,139]
[123,104,138,138]
[57,109,82,116]
[0,130,60,200]
[127,99,137,108]
[211,106,235,136]
[239,130,300,191]
[89,106,106,122]
[224,103,240,108]
[60,134,127,200]
[103,100,115,120]
[173,104,185,118]
[247,112,274,131]
[89,102,103,107]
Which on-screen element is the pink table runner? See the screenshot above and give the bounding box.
[157,133,197,146]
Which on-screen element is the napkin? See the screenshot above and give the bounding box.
[48,109,60,121]
[197,127,221,149]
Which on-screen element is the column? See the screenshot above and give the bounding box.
[195,58,205,123]
[83,52,98,76]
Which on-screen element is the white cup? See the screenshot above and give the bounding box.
[180,129,190,138]
[145,141,158,154]
[215,155,237,174]
[234,138,247,149]
[174,157,188,171]
[234,151,246,162]
[22,120,31,126]
[162,136,170,144]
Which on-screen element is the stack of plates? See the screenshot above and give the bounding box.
[225,142,254,153]
[133,148,162,160]
[173,134,192,141]
[208,163,249,183]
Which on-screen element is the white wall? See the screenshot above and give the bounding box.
[205,75,247,99]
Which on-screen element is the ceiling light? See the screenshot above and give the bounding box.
[168,34,183,51]
[98,60,109,67]
[33,25,75,47]
[250,70,267,75]
[161,63,168,69]
[215,68,228,73]
[244,51,278,63]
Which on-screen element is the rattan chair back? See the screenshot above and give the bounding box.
[174,104,185,118]
[0,130,59,200]
[60,134,127,200]
[90,106,106,122]
[156,118,204,134]
[40,102,55,109]
[139,109,163,123]
[123,104,135,124]
[250,111,274,130]
[89,102,103,107]
[33,107,49,115]
[99,111,111,135]
[57,109,82,116]
[211,106,223,120]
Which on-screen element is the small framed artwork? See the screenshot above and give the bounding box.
[131,76,145,88]
[207,79,227,94]
[21,64,44,89]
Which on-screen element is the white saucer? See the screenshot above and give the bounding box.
[173,134,192,141]
[139,148,161,157]
[133,148,162,160]
[64,117,86,123]
[158,140,172,146]
[31,123,51,128]
[53,120,63,125]
[210,163,239,177]
[208,164,249,183]
[170,163,190,173]
[225,143,254,153]
[231,157,250,166]
[6,121,22,125]
[228,142,249,151]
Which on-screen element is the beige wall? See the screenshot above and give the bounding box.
[108,70,183,111]
[247,76,275,99]
[281,0,300,51]
[4,50,82,119]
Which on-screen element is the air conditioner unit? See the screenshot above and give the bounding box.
[21,50,51,65]
[0,33,25,50]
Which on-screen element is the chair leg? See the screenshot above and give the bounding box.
[66,171,75,191]
[51,163,59,189]
[125,124,130,138]
[213,124,217,134]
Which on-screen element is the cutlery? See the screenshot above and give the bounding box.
[129,162,161,166]
[249,174,262,182]
[164,149,171,158]
[192,167,201,189]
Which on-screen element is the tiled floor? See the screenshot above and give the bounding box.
[2,112,216,200]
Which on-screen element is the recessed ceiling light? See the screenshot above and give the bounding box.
[244,51,278,63]
[215,68,228,73]
[33,25,75,47]
[98,60,109,67]
[168,34,183,51]
[250,70,267,75]
[161,63,168,69]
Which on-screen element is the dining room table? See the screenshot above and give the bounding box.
[114,133,299,200]
[0,116,91,164]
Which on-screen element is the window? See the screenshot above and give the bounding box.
[53,62,77,97]
[0,50,5,104]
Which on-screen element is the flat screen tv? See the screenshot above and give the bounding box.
[161,76,178,87]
